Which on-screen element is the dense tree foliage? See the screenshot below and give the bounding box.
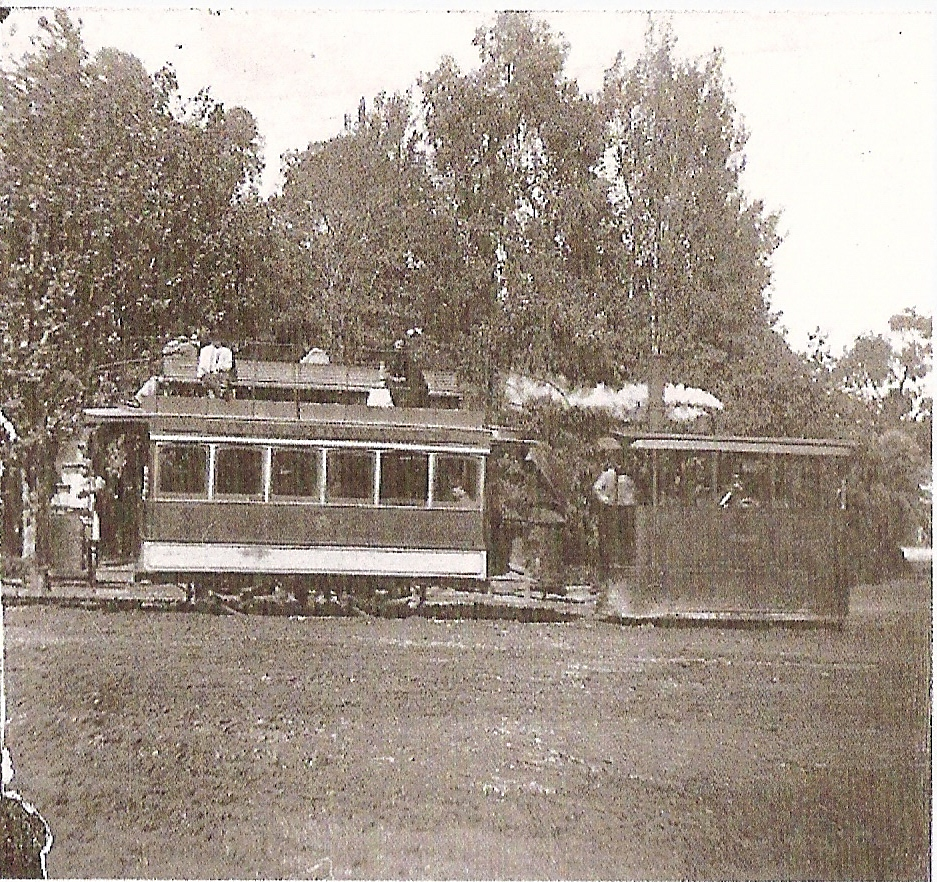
[0,10,930,579]
[597,24,780,400]
[271,92,458,366]
[0,11,272,570]
[421,14,614,387]
[824,309,932,575]
[274,15,789,417]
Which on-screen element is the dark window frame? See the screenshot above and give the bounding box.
[270,446,323,502]
[325,448,375,505]
[213,444,265,500]
[155,442,209,498]
[379,450,429,508]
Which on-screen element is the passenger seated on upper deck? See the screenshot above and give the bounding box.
[197,340,235,398]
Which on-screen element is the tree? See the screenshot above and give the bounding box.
[0,10,270,573]
[714,326,843,437]
[421,12,615,391]
[270,91,454,364]
[820,309,933,577]
[596,22,781,398]
[832,308,932,438]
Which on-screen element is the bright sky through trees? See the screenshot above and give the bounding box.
[2,7,933,353]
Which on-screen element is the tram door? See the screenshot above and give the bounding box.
[92,425,147,564]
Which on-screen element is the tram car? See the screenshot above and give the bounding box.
[83,344,495,598]
[80,342,856,623]
[596,431,855,623]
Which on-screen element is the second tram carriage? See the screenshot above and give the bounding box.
[596,431,854,623]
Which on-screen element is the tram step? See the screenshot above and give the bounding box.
[95,564,137,584]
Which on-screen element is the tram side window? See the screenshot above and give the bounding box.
[783,456,839,510]
[433,455,481,508]
[156,444,208,497]
[658,452,713,506]
[380,451,429,506]
[271,448,321,499]
[326,450,374,503]
[214,446,263,498]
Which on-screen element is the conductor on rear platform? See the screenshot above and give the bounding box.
[593,465,636,574]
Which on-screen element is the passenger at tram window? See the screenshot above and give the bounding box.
[683,455,713,505]
[433,455,480,508]
[717,453,767,508]
[627,454,653,506]
[718,473,744,508]
[657,457,685,507]
[592,465,617,505]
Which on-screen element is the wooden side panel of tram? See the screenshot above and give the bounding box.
[144,500,485,550]
[632,506,849,619]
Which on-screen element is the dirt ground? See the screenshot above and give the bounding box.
[1,576,931,880]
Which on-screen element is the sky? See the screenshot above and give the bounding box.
[1,5,934,355]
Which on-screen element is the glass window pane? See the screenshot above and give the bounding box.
[326,450,374,503]
[157,444,208,496]
[271,447,320,499]
[432,455,480,507]
[380,451,428,506]
[215,446,263,497]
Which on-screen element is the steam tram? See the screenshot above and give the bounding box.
[599,431,854,623]
[83,349,494,598]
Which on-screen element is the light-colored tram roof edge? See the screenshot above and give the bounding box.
[82,402,495,439]
[84,405,149,423]
[613,431,855,457]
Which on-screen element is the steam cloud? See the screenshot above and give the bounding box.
[504,375,723,423]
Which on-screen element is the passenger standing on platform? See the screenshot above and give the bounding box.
[617,472,637,561]
[593,465,638,574]
[592,463,617,575]
[593,464,617,504]
[86,474,105,587]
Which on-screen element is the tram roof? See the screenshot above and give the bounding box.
[84,399,492,448]
[614,431,854,457]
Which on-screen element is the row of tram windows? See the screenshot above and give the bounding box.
[154,443,483,509]
[626,450,848,511]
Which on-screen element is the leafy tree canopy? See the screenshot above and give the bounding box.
[0,9,273,566]
[597,22,780,402]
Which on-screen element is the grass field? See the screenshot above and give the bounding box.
[2,577,931,879]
